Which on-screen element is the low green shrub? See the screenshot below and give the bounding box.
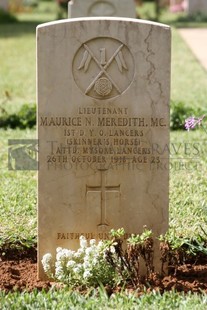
[17,103,36,128]
[0,8,17,24]
[177,12,207,23]
[0,103,36,129]
[42,228,154,289]
[170,100,205,130]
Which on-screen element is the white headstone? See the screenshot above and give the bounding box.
[37,17,171,279]
[187,0,207,14]
[69,0,136,18]
[0,0,9,11]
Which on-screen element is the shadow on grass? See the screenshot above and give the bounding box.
[0,20,57,37]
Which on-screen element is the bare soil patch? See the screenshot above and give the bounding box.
[0,247,207,293]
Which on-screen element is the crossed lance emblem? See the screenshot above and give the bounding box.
[78,44,128,97]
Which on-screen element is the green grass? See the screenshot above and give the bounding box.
[0,129,37,248]
[0,289,207,310]
[171,29,207,110]
[170,130,207,240]
[0,0,58,113]
[0,33,36,112]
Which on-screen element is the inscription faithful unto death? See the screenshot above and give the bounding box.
[37,18,171,279]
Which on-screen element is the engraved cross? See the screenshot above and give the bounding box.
[86,169,120,228]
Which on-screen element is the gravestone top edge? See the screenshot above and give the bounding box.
[36,17,171,31]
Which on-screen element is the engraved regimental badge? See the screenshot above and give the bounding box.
[73,37,134,100]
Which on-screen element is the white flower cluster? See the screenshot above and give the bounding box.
[41,253,53,275]
[41,236,113,287]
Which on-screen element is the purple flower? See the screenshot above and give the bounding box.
[185,115,205,131]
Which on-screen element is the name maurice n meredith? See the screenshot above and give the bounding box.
[40,116,166,127]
